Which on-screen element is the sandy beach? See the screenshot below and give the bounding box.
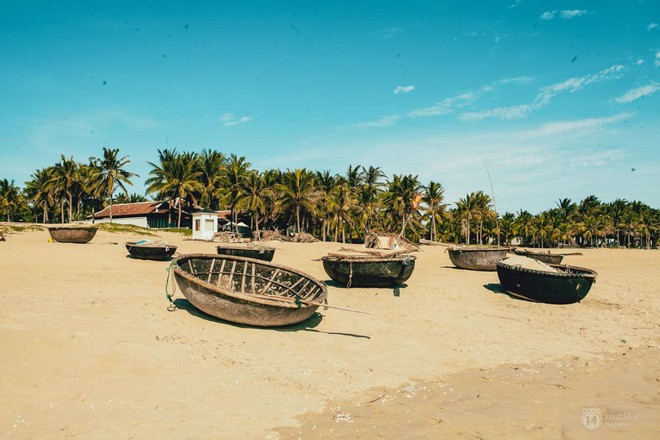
[0,226,658,439]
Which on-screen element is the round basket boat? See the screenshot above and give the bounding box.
[171,254,327,327]
[496,260,597,304]
[216,243,275,262]
[126,242,177,261]
[513,249,563,265]
[321,255,416,287]
[447,247,508,271]
[47,226,98,243]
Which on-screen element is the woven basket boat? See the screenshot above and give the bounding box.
[447,246,508,271]
[496,260,597,304]
[321,255,416,287]
[513,249,564,265]
[216,243,275,262]
[126,241,177,261]
[171,254,327,327]
[47,226,98,243]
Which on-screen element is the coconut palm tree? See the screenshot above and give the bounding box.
[455,193,479,244]
[0,179,21,221]
[222,154,251,233]
[421,181,449,242]
[90,148,137,223]
[146,149,202,227]
[276,169,318,234]
[381,174,422,236]
[315,170,339,241]
[327,182,355,243]
[197,149,226,211]
[24,167,55,223]
[48,155,79,223]
[237,171,268,239]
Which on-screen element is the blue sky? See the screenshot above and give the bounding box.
[1,0,658,214]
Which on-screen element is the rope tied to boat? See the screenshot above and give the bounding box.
[347,261,353,288]
[165,262,177,311]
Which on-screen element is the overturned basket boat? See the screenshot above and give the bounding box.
[447,246,508,271]
[48,226,98,243]
[216,243,275,262]
[321,255,416,287]
[496,258,597,304]
[126,241,177,261]
[171,254,327,327]
[513,249,563,265]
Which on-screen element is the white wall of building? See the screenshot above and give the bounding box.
[192,212,218,240]
[94,216,150,228]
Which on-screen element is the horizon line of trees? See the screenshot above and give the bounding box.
[1,147,658,249]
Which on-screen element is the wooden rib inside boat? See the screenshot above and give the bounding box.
[171,254,327,327]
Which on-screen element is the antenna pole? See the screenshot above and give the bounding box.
[484,161,500,247]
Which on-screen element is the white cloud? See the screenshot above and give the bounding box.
[560,10,588,19]
[393,85,415,94]
[376,27,401,40]
[461,65,625,121]
[507,0,523,9]
[647,23,658,32]
[636,58,645,66]
[219,113,251,127]
[656,51,660,67]
[540,11,556,20]
[355,115,400,128]
[408,92,476,118]
[528,113,634,136]
[615,84,660,103]
[541,10,589,20]
[495,76,533,86]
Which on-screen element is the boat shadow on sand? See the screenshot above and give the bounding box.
[172,298,370,338]
[482,283,540,303]
[323,279,408,298]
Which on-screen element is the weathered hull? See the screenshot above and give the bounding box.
[321,256,416,287]
[448,247,508,271]
[496,261,597,304]
[513,249,563,264]
[126,242,177,261]
[216,245,275,262]
[172,254,327,327]
[48,226,98,243]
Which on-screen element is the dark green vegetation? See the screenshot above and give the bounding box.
[1,148,658,248]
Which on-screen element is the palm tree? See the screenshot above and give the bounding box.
[276,169,318,234]
[381,174,421,236]
[327,182,355,243]
[455,193,478,244]
[421,181,448,241]
[48,155,79,223]
[237,171,268,239]
[315,170,339,241]
[146,149,202,227]
[0,179,21,221]
[90,148,137,223]
[499,212,515,245]
[24,167,55,223]
[223,154,251,233]
[197,149,226,211]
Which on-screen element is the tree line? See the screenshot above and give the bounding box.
[1,147,658,248]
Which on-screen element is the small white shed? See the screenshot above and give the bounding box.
[192,210,218,240]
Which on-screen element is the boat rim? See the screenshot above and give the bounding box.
[171,253,327,309]
[496,260,597,279]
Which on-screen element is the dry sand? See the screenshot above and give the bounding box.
[0,226,658,439]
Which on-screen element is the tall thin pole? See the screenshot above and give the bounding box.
[484,161,500,246]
